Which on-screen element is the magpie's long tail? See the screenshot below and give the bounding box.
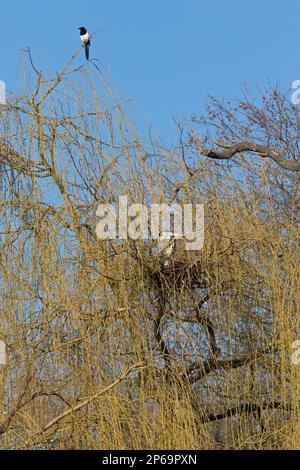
[85,45,89,61]
[85,40,90,61]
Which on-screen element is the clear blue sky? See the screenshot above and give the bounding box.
[1,0,299,144]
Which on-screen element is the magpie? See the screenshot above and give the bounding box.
[79,26,91,61]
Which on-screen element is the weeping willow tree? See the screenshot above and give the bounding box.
[0,43,299,450]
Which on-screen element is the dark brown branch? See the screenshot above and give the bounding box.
[195,299,220,358]
[22,47,40,75]
[185,345,273,384]
[20,391,71,409]
[154,295,171,363]
[192,137,300,172]
[200,401,292,424]
[187,356,250,384]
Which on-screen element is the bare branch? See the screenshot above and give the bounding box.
[191,137,300,172]
[200,401,292,424]
[184,345,274,384]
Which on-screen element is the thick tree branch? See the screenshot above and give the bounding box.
[200,401,292,424]
[184,345,273,384]
[154,295,171,364]
[195,298,220,358]
[192,137,300,172]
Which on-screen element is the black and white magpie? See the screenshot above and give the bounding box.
[79,26,91,61]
